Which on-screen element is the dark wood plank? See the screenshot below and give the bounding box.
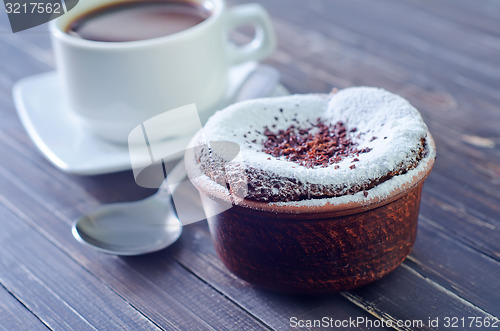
[423,123,500,203]
[0,42,52,92]
[0,283,48,331]
[0,94,19,131]
[421,174,500,261]
[0,16,54,54]
[0,205,160,330]
[264,0,500,82]
[409,219,500,316]
[403,0,500,38]
[342,263,496,331]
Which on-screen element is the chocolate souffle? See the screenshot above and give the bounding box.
[186,87,436,293]
[190,87,434,206]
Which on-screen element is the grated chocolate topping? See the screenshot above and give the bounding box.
[262,119,371,168]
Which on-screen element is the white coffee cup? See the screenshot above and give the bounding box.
[50,0,276,143]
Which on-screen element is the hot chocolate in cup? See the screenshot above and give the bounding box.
[50,0,276,143]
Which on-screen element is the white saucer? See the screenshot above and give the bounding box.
[13,63,288,175]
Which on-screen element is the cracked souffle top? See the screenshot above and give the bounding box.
[190,87,433,203]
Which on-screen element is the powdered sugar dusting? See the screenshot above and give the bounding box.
[198,87,428,194]
[271,138,435,207]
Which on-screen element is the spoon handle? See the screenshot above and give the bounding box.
[156,159,187,200]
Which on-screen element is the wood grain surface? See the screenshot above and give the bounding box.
[0,0,499,330]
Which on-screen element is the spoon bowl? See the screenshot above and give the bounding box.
[73,196,182,255]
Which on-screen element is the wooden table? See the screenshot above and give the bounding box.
[1,0,499,330]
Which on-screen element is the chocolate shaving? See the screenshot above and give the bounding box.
[262,119,372,168]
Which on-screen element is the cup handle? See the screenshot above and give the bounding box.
[226,4,277,65]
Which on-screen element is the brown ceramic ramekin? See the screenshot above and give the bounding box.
[186,136,435,294]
